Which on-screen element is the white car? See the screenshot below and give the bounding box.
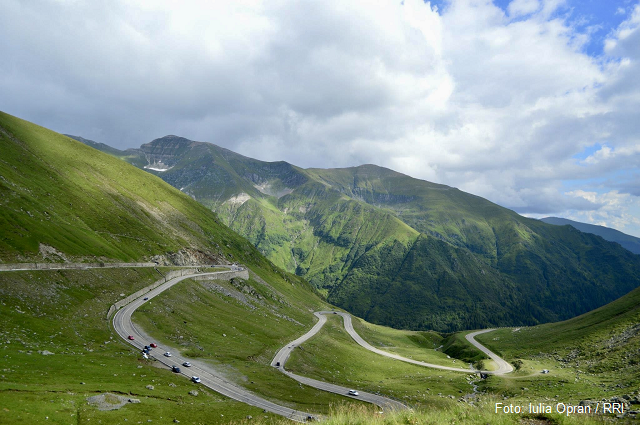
[191,376,201,383]
[348,390,359,396]
[183,361,192,367]
[163,352,172,357]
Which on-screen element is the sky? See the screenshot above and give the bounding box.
[1,0,640,236]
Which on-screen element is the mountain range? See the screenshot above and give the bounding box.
[66,133,640,332]
[541,216,640,255]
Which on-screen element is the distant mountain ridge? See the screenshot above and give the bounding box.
[71,134,640,332]
[541,217,640,255]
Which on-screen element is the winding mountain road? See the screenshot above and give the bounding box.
[273,312,512,387]
[271,312,408,411]
[113,271,315,422]
[114,271,512,422]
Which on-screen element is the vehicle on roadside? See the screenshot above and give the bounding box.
[171,366,181,373]
[191,376,201,383]
[128,335,135,340]
[183,361,192,367]
[142,353,148,359]
[150,343,157,348]
[348,390,359,396]
[164,352,172,357]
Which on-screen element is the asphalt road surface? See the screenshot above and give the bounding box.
[465,330,514,374]
[113,271,316,422]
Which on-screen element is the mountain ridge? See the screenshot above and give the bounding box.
[541,216,640,255]
[70,133,640,331]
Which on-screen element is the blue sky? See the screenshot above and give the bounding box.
[429,0,634,55]
[1,0,640,236]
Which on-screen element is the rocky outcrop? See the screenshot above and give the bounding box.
[151,248,226,266]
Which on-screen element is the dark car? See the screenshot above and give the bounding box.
[143,297,149,301]
[171,366,181,373]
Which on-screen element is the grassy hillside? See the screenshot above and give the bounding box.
[78,134,640,332]
[457,285,640,409]
[475,284,640,371]
[1,112,278,269]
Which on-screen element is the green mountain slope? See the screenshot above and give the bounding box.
[541,216,640,255]
[75,135,640,331]
[1,114,264,266]
[472,283,640,396]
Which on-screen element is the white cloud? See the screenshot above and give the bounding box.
[508,0,540,18]
[1,0,640,236]
[564,190,640,235]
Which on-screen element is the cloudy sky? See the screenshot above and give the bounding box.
[2,0,640,236]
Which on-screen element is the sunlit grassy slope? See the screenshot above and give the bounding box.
[1,111,267,265]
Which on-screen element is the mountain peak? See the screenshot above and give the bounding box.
[144,135,201,148]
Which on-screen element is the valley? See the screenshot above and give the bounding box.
[76,134,640,332]
[1,111,638,424]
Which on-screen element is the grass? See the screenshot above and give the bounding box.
[258,397,609,425]
[350,317,471,368]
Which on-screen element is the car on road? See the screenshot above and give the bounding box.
[171,366,181,373]
[163,352,172,357]
[128,335,135,340]
[191,376,201,383]
[150,343,157,348]
[182,361,192,367]
[143,297,149,301]
[142,353,148,359]
[348,390,359,396]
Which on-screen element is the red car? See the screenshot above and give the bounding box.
[128,335,135,340]
[150,343,157,348]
